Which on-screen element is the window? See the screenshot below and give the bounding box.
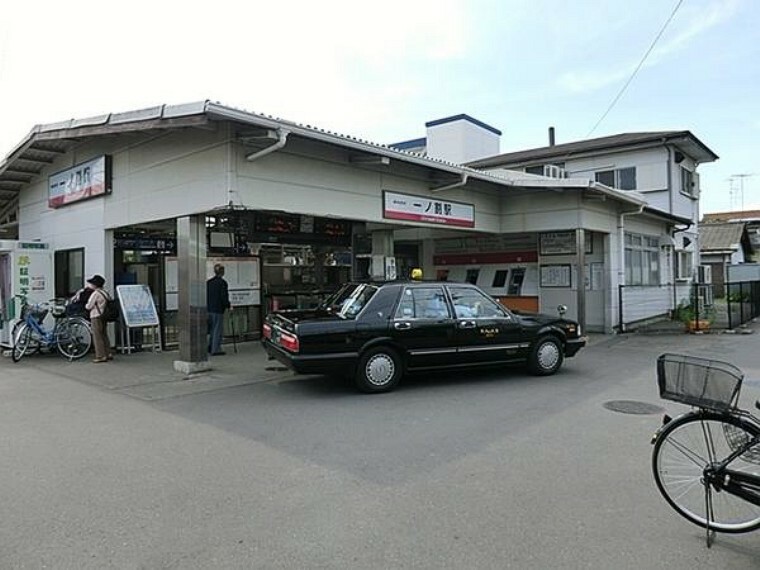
[508,268,526,295]
[465,269,480,285]
[677,251,693,280]
[395,287,450,320]
[525,162,565,177]
[595,167,637,190]
[492,270,508,288]
[624,233,660,285]
[680,167,695,197]
[323,283,378,318]
[55,248,84,298]
[447,287,506,319]
[525,165,544,175]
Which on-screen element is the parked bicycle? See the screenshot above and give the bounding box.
[651,353,760,547]
[11,295,92,362]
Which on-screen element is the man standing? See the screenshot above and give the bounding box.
[207,263,231,356]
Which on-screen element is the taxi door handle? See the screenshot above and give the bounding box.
[394,321,412,330]
[458,320,476,329]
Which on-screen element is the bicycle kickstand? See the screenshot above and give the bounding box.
[705,486,715,548]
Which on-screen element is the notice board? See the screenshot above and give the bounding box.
[116,284,160,328]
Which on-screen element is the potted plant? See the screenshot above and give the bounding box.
[675,302,714,333]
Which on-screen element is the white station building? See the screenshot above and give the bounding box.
[0,101,715,359]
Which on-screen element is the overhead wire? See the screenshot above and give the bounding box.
[586,0,685,137]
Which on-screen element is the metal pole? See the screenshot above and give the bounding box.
[576,229,586,332]
[727,281,733,330]
[618,285,624,333]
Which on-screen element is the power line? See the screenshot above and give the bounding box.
[586,0,685,138]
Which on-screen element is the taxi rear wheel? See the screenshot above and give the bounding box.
[355,346,402,393]
[527,335,564,376]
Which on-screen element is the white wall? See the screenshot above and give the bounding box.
[426,119,500,164]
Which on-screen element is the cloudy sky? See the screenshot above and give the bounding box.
[0,0,757,213]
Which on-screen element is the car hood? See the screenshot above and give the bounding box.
[513,311,571,327]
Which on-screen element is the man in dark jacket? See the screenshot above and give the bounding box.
[207,263,231,355]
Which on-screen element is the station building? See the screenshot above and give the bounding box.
[0,101,712,359]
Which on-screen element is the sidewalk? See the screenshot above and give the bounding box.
[1,340,294,401]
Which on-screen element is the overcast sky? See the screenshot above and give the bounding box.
[1,0,757,214]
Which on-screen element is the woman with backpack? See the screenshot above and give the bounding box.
[84,274,113,363]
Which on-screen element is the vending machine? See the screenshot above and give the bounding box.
[0,240,54,347]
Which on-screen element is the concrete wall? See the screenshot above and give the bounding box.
[426,119,500,164]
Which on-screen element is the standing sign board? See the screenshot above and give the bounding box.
[116,284,161,353]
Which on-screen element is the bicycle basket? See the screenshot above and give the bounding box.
[657,353,743,412]
[24,304,49,323]
[723,423,760,465]
[51,304,67,318]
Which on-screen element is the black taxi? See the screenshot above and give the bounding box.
[262,281,586,393]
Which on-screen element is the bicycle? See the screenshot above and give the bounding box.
[650,353,760,547]
[11,296,92,362]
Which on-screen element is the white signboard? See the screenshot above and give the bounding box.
[540,264,572,288]
[383,191,474,228]
[164,256,260,310]
[117,284,160,328]
[48,155,111,208]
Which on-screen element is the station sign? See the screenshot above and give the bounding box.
[383,191,474,228]
[48,155,112,208]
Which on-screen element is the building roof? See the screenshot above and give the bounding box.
[699,222,746,252]
[703,209,760,223]
[466,131,719,169]
[0,101,684,235]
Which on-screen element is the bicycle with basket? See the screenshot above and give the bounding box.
[651,353,760,546]
[10,294,92,362]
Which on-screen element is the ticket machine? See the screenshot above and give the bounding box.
[0,240,54,347]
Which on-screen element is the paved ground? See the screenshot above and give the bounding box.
[1,327,760,568]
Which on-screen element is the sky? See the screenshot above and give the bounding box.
[0,0,758,214]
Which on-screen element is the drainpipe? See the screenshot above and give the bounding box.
[432,172,468,193]
[246,129,289,162]
[618,203,645,332]
[663,141,673,215]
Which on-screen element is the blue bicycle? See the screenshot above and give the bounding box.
[11,296,92,362]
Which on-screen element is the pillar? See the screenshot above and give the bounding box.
[173,215,211,374]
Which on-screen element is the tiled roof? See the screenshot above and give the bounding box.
[703,209,760,223]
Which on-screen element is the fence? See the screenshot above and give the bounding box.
[724,280,760,329]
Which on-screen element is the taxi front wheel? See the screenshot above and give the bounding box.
[528,336,564,376]
[355,346,402,393]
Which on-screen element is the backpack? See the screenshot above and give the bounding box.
[66,288,93,318]
[102,296,120,322]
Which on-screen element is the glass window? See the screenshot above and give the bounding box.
[618,167,636,190]
[465,269,480,285]
[681,167,694,196]
[55,248,84,298]
[624,232,660,285]
[492,270,508,288]
[447,287,505,319]
[508,268,526,295]
[525,165,544,175]
[394,287,450,319]
[322,283,378,318]
[595,170,615,186]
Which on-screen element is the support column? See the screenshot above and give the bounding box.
[576,228,587,331]
[370,230,394,280]
[174,215,211,374]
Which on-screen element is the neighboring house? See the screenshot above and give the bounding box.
[698,221,753,298]
[391,118,719,329]
[703,210,760,262]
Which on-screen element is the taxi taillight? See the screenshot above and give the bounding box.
[262,323,272,339]
[279,331,300,353]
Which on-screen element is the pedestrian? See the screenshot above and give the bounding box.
[84,274,113,363]
[207,263,231,355]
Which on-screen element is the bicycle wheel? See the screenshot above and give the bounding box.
[12,324,34,363]
[56,318,92,360]
[11,320,40,356]
[653,411,760,533]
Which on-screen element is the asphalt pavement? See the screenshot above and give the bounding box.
[1,327,760,569]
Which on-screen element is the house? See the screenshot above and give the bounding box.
[698,221,754,298]
[703,210,760,262]
[391,117,719,330]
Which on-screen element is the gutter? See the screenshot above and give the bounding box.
[432,173,468,193]
[246,129,289,161]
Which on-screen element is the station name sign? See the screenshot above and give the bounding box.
[383,191,474,228]
[48,155,112,209]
